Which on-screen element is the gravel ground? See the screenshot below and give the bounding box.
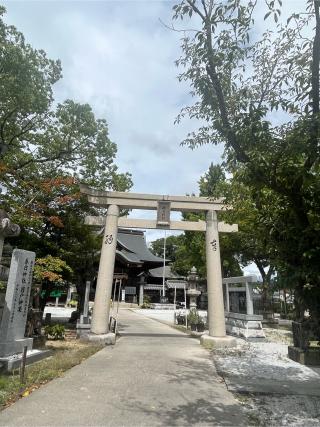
[213,328,320,426]
[237,394,320,426]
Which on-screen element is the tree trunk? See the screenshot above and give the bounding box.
[254,261,274,317]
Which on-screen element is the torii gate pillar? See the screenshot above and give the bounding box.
[200,211,236,348]
[86,204,119,343]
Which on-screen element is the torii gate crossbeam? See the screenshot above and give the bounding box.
[80,184,237,348]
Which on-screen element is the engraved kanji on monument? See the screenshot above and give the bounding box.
[0,249,35,357]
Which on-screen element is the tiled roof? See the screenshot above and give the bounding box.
[116,228,163,265]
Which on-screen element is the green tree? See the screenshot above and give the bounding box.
[33,255,73,310]
[150,234,184,263]
[177,164,242,277]
[221,179,276,298]
[0,7,133,312]
[0,6,61,161]
[0,6,132,196]
[173,0,320,330]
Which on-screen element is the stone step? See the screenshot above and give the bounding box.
[64,330,77,340]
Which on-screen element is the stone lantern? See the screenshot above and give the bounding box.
[186,266,201,310]
[0,210,20,261]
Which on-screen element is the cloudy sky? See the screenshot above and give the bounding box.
[3,0,226,245]
[2,0,306,275]
[3,0,223,196]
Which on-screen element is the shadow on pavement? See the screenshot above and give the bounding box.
[124,396,243,426]
[119,332,192,338]
[158,397,242,426]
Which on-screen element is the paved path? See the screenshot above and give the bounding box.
[0,310,246,426]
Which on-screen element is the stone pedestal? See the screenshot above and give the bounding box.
[187,289,201,310]
[0,349,53,372]
[200,334,236,349]
[76,323,91,338]
[0,337,33,357]
[225,312,265,340]
[288,346,320,366]
[80,332,116,345]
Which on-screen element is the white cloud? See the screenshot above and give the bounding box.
[3,0,222,200]
[3,0,307,247]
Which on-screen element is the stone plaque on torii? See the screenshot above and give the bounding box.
[80,185,238,348]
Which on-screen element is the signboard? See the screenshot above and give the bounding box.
[157,201,171,226]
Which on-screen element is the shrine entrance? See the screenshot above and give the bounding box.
[80,185,238,347]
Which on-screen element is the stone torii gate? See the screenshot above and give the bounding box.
[80,185,237,348]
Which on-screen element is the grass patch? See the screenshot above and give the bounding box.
[0,341,103,411]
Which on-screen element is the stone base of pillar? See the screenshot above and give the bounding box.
[0,349,53,372]
[76,323,91,338]
[79,332,116,346]
[200,334,236,349]
[0,338,33,358]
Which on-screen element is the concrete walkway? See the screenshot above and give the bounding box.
[0,309,246,426]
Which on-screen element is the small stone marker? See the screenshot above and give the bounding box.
[83,281,91,319]
[77,281,91,336]
[0,249,35,357]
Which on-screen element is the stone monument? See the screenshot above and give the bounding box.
[0,250,35,357]
[0,249,51,371]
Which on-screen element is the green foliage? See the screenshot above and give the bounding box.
[219,177,276,292]
[199,164,225,199]
[0,5,132,219]
[67,300,78,308]
[173,0,320,330]
[0,7,132,191]
[141,295,152,309]
[0,7,133,313]
[44,324,65,340]
[34,255,72,284]
[171,164,242,277]
[187,309,205,331]
[173,229,206,276]
[187,309,200,325]
[0,6,61,161]
[150,234,183,262]
[33,255,72,310]
[150,164,242,278]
